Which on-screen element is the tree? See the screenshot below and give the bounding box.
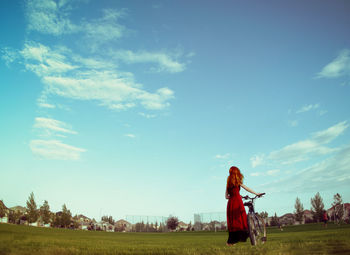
[332,193,343,224]
[40,200,51,224]
[26,192,39,223]
[108,216,115,225]
[259,211,268,224]
[61,204,72,228]
[72,215,80,229]
[0,200,6,219]
[270,213,279,226]
[166,216,179,231]
[294,197,304,224]
[187,221,192,231]
[8,209,23,224]
[311,192,324,222]
[101,215,115,225]
[52,213,61,228]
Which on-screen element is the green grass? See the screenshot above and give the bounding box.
[1,223,350,255]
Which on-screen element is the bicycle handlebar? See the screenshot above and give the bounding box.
[241,193,265,200]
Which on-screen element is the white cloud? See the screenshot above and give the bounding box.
[266,169,280,176]
[250,172,262,177]
[112,50,186,73]
[250,154,264,168]
[20,42,77,76]
[215,153,230,159]
[14,43,175,111]
[250,169,280,177]
[30,139,86,160]
[139,112,156,119]
[42,72,174,110]
[316,49,350,78]
[258,144,350,193]
[253,121,348,167]
[312,121,349,144]
[82,9,127,51]
[38,102,56,108]
[268,140,336,165]
[296,104,319,113]
[34,117,77,135]
[125,134,136,138]
[26,0,78,35]
[25,1,127,51]
[1,47,19,66]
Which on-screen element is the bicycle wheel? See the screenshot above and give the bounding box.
[247,214,257,245]
[253,214,266,245]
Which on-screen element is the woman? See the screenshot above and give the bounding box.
[322,210,328,228]
[225,166,263,246]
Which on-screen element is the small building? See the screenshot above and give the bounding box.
[96,221,114,232]
[176,221,188,231]
[115,219,132,232]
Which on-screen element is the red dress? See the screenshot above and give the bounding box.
[226,185,248,243]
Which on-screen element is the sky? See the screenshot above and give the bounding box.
[1,0,350,223]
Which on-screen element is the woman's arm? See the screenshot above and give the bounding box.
[240,184,263,196]
[225,189,230,199]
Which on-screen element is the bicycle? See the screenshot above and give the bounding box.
[241,193,267,246]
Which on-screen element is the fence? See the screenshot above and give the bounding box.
[193,212,227,231]
[125,215,168,232]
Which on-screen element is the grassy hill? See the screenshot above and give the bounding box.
[0,223,349,255]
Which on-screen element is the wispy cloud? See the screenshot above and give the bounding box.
[25,1,128,51]
[26,0,78,36]
[250,154,264,168]
[316,49,350,79]
[250,169,280,177]
[34,117,77,136]
[13,43,175,111]
[258,144,350,193]
[20,42,77,76]
[139,112,156,119]
[10,0,188,112]
[296,104,319,114]
[30,139,86,160]
[251,121,348,167]
[125,134,136,138]
[312,121,349,144]
[1,47,19,66]
[82,9,127,51]
[112,50,186,73]
[215,153,230,159]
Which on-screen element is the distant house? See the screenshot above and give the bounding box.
[279,213,295,225]
[10,206,26,214]
[327,203,350,222]
[96,221,114,232]
[303,210,313,223]
[74,214,92,230]
[176,221,188,231]
[115,219,132,232]
[8,206,27,225]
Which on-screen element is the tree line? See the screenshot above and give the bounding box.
[256,192,348,226]
[0,192,79,228]
[0,192,185,232]
[294,192,347,224]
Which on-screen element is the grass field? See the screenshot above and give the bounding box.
[1,223,350,255]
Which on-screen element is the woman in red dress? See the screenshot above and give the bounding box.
[226,166,263,246]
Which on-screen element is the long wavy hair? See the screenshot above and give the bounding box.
[227,166,244,188]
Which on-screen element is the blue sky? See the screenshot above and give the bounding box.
[1,0,350,223]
